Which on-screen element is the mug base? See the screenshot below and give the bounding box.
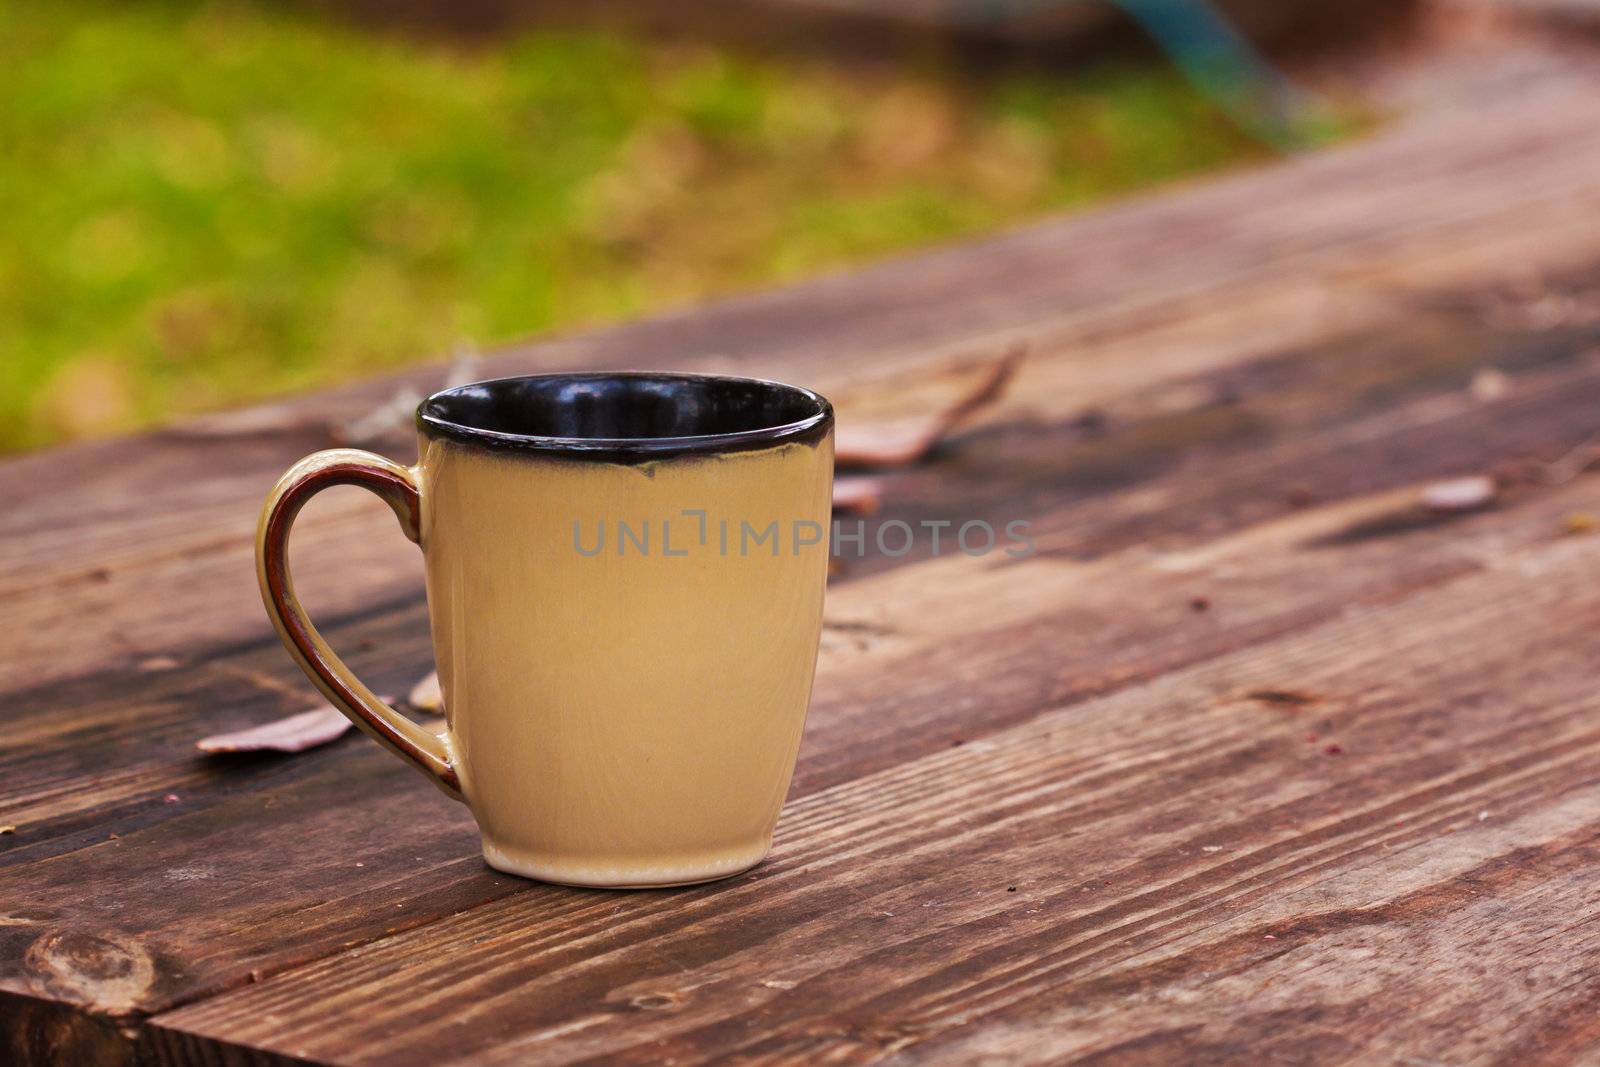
[481,839,771,889]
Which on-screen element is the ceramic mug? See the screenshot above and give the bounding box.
[257,373,834,887]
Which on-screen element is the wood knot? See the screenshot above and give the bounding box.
[24,929,154,1013]
[628,991,681,1011]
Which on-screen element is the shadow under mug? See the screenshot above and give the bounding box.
[256,373,835,887]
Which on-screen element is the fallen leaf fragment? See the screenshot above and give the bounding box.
[1565,512,1598,535]
[410,670,443,713]
[331,387,424,447]
[835,345,1024,468]
[0,826,14,836]
[1421,475,1496,513]
[1470,368,1509,402]
[332,350,483,447]
[832,476,885,514]
[168,402,324,439]
[1545,434,1600,484]
[442,347,482,389]
[197,706,351,754]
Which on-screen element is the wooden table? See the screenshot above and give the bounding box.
[7,75,1600,1065]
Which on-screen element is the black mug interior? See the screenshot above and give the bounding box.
[417,373,832,460]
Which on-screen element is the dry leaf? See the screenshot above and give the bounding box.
[1421,476,1496,513]
[331,347,480,447]
[833,475,885,514]
[167,402,324,439]
[409,670,443,713]
[1564,512,1597,535]
[835,346,1024,469]
[197,705,351,754]
[1543,433,1600,485]
[0,826,15,836]
[330,387,424,447]
[442,346,482,389]
[1470,368,1509,402]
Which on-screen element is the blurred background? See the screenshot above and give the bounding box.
[0,0,1459,453]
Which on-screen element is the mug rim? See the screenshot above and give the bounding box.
[416,371,833,461]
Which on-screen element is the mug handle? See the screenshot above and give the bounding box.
[256,448,462,801]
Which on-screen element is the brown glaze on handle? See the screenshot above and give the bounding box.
[256,449,462,800]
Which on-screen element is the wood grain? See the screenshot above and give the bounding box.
[148,513,1600,1065]
[6,72,1600,1066]
[8,75,1600,695]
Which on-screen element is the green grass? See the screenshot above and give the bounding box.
[0,0,1319,452]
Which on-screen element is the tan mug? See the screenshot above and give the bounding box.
[257,373,834,887]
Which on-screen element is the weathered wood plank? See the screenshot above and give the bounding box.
[144,498,1600,1065]
[6,77,1600,695]
[5,329,1600,1055]
[6,252,1596,853]
[6,72,1600,1066]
